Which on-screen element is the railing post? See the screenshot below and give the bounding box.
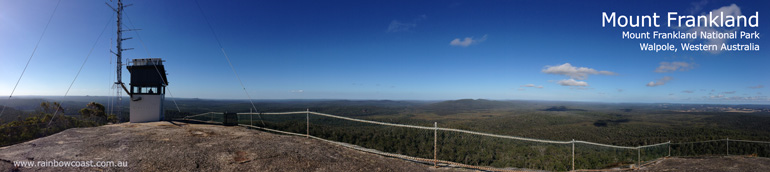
[306,109,310,138]
[668,141,671,157]
[572,139,575,171]
[250,108,253,126]
[726,137,729,156]
[259,112,264,126]
[637,147,641,169]
[434,122,437,168]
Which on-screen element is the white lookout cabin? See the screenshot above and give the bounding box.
[127,58,168,123]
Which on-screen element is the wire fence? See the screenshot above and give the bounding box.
[183,111,770,171]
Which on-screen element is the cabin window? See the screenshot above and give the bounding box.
[132,86,163,94]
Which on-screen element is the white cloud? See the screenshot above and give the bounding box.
[682,90,694,93]
[387,15,427,32]
[749,85,764,89]
[722,91,736,94]
[688,0,709,14]
[542,63,616,80]
[557,79,588,87]
[521,84,543,88]
[289,90,304,93]
[450,34,487,47]
[705,95,770,101]
[711,4,742,23]
[646,76,673,87]
[387,20,415,32]
[683,4,743,54]
[655,62,696,73]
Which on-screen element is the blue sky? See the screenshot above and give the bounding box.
[0,0,768,104]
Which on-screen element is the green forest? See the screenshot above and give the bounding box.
[0,101,117,147]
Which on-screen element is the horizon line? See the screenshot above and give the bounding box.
[2,95,769,106]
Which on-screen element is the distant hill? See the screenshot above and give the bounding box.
[167,99,426,116]
[0,97,431,120]
[0,98,49,111]
[541,106,586,111]
[0,106,29,124]
[0,97,128,124]
[421,99,515,115]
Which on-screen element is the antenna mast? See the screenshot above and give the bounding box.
[116,0,123,85]
[107,0,134,120]
[108,0,133,85]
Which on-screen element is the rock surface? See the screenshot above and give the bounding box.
[638,156,770,172]
[0,121,455,172]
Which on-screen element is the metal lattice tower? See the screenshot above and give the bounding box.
[107,0,134,120]
[115,0,123,85]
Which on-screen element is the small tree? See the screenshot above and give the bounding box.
[79,102,108,123]
[39,102,64,114]
[107,114,118,123]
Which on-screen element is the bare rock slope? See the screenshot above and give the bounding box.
[638,156,770,172]
[0,121,451,172]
